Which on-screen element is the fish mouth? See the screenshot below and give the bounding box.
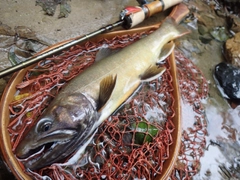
[16,129,78,169]
[18,141,56,163]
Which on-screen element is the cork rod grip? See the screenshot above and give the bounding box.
[145,0,183,17]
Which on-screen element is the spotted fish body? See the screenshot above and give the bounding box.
[16,17,189,170]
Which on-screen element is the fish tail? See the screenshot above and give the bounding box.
[161,16,191,39]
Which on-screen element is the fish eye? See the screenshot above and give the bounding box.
[41,122,52,132]
[36,119,52,133]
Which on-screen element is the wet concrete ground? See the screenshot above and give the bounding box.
[0,0,240,179]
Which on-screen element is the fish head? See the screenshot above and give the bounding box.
[15,93,99,170]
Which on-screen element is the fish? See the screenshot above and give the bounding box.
[15,17,189,170]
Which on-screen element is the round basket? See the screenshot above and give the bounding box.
[0,24,181,180]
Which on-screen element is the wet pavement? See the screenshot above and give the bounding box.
[0,0,240,179]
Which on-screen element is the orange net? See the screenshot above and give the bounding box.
[7,30,209,179]
[170,51,208,179]
[33,57,175,180]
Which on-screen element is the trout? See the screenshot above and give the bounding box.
[16,17,189,170]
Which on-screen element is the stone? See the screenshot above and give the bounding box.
[225,32,240,68]
[229,16,240,33]
[215,62,240,101]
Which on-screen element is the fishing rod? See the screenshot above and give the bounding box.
[0,0,182,78]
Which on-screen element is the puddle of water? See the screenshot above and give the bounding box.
[195,101,240,179]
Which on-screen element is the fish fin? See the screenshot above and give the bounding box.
[98,75,117,109]
[164,17,191,38]
[140,65,166,82]
[95,48,121,62]
[157,41,175,64]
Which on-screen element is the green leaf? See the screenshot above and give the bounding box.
[131,120,158,145]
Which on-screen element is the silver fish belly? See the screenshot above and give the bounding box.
[15,17,189,170]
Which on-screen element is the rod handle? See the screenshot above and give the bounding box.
[144,0,183,17]
[122,0,183,29]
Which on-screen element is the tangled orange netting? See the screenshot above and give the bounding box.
[171,51,208,179]
[7,29,209,179]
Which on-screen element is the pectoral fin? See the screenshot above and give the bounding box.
[98,75,117,109]
[157,41,175,64]
[140,65,166,82]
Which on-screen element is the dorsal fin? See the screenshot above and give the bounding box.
[157,41,175,64]
[98,75,117,110]
[140,65,166,82]
[95,48,121,62]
